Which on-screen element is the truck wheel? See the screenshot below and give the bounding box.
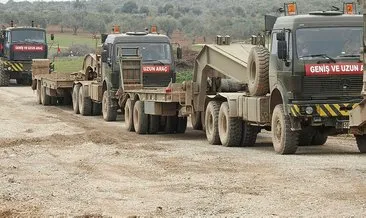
[218,102,242,147]
[41,86,51,106]
[0,70,10,86]
[298,127,315,146]
[102,91,117,121]
[165,116,178,134]
[176,117,188,134]
[312,130,328,146]
[191,111,203,130]
[72,84,81,114]
[78,86,92,116]
[36,80,41,104]
[92,102,102,115]
[247,47,269,96]
[124,98,135,132]
[241,121,259,147]
[205,101,221,145]
[271,105,299,154]
[133,100,148,134]
[355,135,366,153]
[149,115,160,134]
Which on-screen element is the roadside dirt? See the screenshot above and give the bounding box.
[0,86,365,217]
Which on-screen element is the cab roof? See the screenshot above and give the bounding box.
[5,26,46,31]
[104,33,170,45]
[273,14,362,29]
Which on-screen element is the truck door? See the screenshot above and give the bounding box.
[269,30,293,89]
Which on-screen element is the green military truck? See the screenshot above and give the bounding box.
[0,21,48,86]
[117,3,365,154]
[32,28,178,122]
[350,0,366,152]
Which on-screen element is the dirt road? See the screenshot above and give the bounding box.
[0,86,365,217]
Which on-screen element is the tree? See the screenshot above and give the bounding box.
[68,0,87,35]
[155,16,178,38]
[84,14,106,34]
[140,6,149,15]
[122,1,138,13]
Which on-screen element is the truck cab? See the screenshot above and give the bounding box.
[267,3,363,148]
[0,23,47,86]
[101,31,175,92]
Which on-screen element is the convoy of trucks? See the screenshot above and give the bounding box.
[31,2,366,154]
[0,21,48,86]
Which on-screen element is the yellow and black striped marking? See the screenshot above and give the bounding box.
[290,103,358,117]
[3,61,24,72]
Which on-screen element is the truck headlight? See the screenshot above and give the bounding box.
[305,106,314,115]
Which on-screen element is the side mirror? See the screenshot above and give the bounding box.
[177,47,182,60]
[50,34,54,41]
[101,34,108,44]
[277,32,286,41]
[277,41,287,60]
[101,50,108,63]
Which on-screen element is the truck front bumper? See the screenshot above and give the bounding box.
[289,103,358,130]
[3,61,31,74]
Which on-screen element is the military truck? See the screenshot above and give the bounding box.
[32,27,178,122]
[116,2,365,154]
[350,0,366,152]
[32,3,364,154]
[0,21,48,86]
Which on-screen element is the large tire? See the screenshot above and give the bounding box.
[41,86,51,106]
[149,115,160,134]
[191,111,203,130]
[0,69,10,86]
[124,98,135,132]
[72,84,81,114]
[176,117,188,134]
[78,85,92,116]
[165,116,178,134]
[36,80,41,104]
[218,102,242,147]
[355,135,366,153]
[271,105,299,154]
[247,47,269,96]
[312,130,328,146]
[133,100,148,134]
[205,101,221,145]
[102,90,117,121]
[241,121,259,147]
[298,127,316,146]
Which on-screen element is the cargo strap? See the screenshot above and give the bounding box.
[3,61,24,72]
[291,103,358,117]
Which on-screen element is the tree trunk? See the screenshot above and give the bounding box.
[60,25,64,33]
[73,26,78,35]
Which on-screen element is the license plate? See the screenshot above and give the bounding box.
[336,121,350,129]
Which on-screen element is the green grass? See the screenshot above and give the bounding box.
[176,70,193,83]
[53,56,84,73]
[47,33,98,56]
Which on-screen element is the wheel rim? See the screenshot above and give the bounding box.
[103,94,108,114]
[274,117,282,144]
[134,104,139,128]
[250,61,256,84]
[207,112,214,135]
[221,113,227,135]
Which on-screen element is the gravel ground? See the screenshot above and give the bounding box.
[0,86,365,217]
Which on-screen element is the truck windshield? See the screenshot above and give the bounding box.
[116,43,172,63]
[296,27,362,59]
[11,30,46,43]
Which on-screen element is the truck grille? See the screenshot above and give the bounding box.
[13,52,46,61]
[302,75,363,98]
